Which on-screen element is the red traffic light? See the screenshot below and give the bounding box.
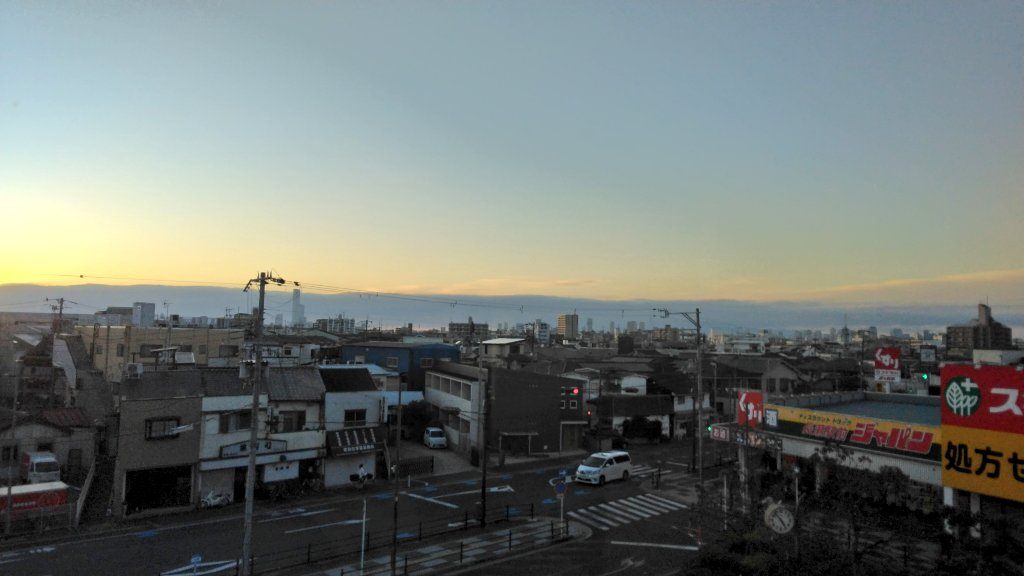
[572,387,580,395]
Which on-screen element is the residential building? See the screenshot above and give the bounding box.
[75,325,244,382]
[0,408,97,487]
[587,394,674,438]
[447,321,489,343]
[339,341,460,390]
[481,337,533,367]
[250,334,333,367]
[315,315,356,335]
[946,304,1014,358]
[320,367,386,487]
[557,314,579,341]
[113,372,203,517]
[132,303,156,328]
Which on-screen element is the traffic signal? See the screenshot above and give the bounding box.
[571,387,580,396]
[922,373,929,381]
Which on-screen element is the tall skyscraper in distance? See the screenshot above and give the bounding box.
[291,288,306,327]
[557,313,579,340]
[626,321,638,333]
[639,321,645,331]
[586,318,593,332]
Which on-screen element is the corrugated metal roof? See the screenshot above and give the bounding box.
[321,368,377,393]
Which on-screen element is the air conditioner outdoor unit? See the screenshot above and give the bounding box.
[126,363,144,379]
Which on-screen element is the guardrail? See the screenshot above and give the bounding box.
[244,502,550,575]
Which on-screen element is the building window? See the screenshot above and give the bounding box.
[569,400,578,409]
[283,346,293,356]
[560,400,566,409]
[386,356,399,369]
[116,343,125,358]
[344,409,367,428]
[1,445,18,464]
[219,412,252,433]
[145,417,181,440]
[178,344,193,352]
[37,442,54,453]
[198,344,207,355]
[278,411,307,433]
[420,358,434,368]
[95,344,104,355]
[355,355,366,363]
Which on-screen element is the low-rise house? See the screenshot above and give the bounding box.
[0,407,97,486]
[113,372,202,517]
[587,394,674,439]
[321,367,386,487]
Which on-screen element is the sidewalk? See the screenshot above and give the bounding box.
[299,517,584,576]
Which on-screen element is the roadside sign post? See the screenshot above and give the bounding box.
[190,554,202,576]
[555,477,567,525]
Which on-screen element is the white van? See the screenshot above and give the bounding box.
[574,451,632,486]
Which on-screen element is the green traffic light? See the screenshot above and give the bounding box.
[922,374,929,381]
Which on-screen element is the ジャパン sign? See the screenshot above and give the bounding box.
[941,364,1024,503]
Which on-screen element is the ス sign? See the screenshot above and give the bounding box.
[737,391,764,427]
[874,347,901,383]
[941,365,1024,503]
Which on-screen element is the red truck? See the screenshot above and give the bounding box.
[0,481,69,518]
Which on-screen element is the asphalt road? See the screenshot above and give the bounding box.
[0,442,713,575]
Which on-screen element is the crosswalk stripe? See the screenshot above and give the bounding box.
[568,510,610,531]
[606,499,657,518]
[638,494,688,510]
[631,465,657,477]
[622,496,668,515]
[631,495,679,513]
[596,501,647,521]
[585,504,632,526]
[570,508,617,529]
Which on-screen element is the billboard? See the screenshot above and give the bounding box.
[737,391,764,427]
[941,365,1024,503]
[765,404,941,461]
[874,347,901,383]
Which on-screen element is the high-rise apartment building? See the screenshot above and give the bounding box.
[557,313,579,340]
[291,288,306,327]
[946,304,1013,358]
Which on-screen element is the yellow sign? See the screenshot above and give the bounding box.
[942,425,1024,503]
[766,404,941,460]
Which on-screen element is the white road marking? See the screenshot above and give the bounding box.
[631,495,679,513]
[572,507,620,528]
[403,491,460,509]
[638,494,688,510]
[284,518,364,534]
[621,496,666,516]
[610,541,699,551]
[259,508,333,523]
[599,500,651,520]
[435,485,514,499]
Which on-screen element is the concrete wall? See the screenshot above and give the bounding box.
[76,326,244,382]
[489,369,561,454]
[324,453,376,488]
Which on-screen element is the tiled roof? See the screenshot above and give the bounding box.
[40,407,90,428]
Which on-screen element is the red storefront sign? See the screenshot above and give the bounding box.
[874,347,901,383]
[941,364,1024,434]
[737,391,763,427]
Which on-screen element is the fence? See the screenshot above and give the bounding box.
[396,457,433,477]
[246,502,557,575]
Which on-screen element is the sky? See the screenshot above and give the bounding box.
[2,2,1023,304]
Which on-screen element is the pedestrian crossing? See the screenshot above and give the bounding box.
[566,493,687,531]
[630,465,659,478]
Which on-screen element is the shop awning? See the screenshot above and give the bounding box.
[327,425,388,456]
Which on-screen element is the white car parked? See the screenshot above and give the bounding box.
[423,427,448,449]
[574,451,632,486]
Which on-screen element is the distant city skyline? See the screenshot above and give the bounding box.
[3,3,1023,302]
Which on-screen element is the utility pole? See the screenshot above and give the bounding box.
[654,308,703,536]
[240,272,283,576]
[5,359,22,536]
[478,343,488,528]
[390,383,403,576]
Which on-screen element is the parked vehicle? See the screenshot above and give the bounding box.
[574,450,632,486]
[20,452,60,484]
[200,490,231,509]
[0,481,68,518]
[422,427,447,449]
